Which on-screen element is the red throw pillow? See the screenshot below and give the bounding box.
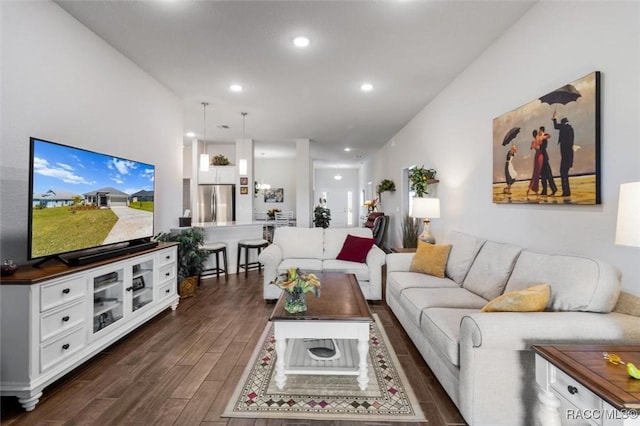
[336,234,375,263]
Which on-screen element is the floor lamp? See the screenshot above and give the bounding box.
[411,198,440,244]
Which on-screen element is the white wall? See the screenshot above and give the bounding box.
[314,168,359,227]
[373,1,640,293]
[253,158,297,215]
[0,2,183,263]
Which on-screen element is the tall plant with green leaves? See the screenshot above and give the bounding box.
[155,228,209,282]
[313,206,331,228]
[401,214,420,248]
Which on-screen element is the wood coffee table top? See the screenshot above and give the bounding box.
[532,345,640,410]
[269,272,372,322]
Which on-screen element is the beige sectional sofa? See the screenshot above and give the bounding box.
[259,227,386,300]
[386,231,640,426]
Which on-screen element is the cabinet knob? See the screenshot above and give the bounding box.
[165,272,170,277]
[165,289,170,294]
[62,343,70,350]
[568,385,578,395]
[165,255,170,260]
[126,286,133,292]
[62,316,70,322]
[62,288,70,294]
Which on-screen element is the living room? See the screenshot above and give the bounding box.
[1,1,639,425]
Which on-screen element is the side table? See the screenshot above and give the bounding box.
[533,345,640,426]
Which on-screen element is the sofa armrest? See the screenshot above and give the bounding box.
[460,311,640,351]
[366,245,386,267]
[386,252,415,272]
[259,244,283,300]
[364,245,386,300]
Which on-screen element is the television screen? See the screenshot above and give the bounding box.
[28,137,155,261]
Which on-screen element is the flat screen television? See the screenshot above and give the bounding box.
[28,137,157,266]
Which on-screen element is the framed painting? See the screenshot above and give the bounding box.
[240,177,248,185]
[240,186,248,195]
[264,188,284,203]
[492,71,601,204]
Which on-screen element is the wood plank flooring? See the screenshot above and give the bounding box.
[1,272,467,425]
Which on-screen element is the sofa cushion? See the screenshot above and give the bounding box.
[323,228,373,260]
[399,287,488,326]
[273,227,324,259]
[481,284,550,312]
[504,251,621,313]
[387,271,459,302]
[445,231,487,285]
[277,259,323,275]
[420,308,479,367]
[410,242,452,278]
[463,241,522,301]
[322,259,370,282]
[336,234,375,263]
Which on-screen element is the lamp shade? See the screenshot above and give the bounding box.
[238,158,248,176]
[615,181,640,247]
[411,198,440,219]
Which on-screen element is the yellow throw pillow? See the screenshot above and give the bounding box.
[481,284,551,312]
[409,241,452,278]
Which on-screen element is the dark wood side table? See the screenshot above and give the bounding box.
[532,345,640,425]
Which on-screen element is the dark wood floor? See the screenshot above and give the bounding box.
[1,271,466,426]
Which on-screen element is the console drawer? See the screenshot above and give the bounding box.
[40,327,86,372]
[159,264,176,284]
[550,365,601,415]
[40,300,86,342]
[158,249,176,267]
[158,281,176,300]
[41,276,86,312]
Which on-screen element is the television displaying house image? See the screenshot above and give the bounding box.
[28,137,155,261]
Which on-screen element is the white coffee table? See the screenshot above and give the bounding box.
[269,273,373,391]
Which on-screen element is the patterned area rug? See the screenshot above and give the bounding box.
[223,314,426,422]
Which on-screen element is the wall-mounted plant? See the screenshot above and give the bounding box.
[377,179,396,194]
[211,154,230,166]
[409,166,437,197]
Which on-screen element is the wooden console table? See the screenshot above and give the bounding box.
[533,345,640,425]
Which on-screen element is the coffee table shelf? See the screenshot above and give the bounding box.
[285,338,359,375]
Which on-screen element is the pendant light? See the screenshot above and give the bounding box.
[238,112,248,176]
[199,102,210,172]
[258,153,271,191]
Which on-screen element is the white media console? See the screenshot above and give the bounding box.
[0,242,179,411]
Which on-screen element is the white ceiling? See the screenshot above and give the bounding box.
[56,0,535,165]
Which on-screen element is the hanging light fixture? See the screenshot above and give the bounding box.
[199,102,210,172]
[238,112,248,176]
[334,165,342,180]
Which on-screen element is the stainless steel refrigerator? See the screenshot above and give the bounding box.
[197,184,236,223]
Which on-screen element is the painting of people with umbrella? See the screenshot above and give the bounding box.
[492,71,601,205]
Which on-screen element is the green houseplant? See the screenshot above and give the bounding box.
[401,214,420,248]
[313,205,331,228]
[211,154,230,166]
[409,166,437,197]
[155,227,209,297]
[377,179,396,194]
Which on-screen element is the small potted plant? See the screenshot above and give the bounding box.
[211,154,230,166]
[401,214,420,248]
[363,198,379,214]
[155,228,209,298]
[313,205,331,228]
[377,179,396,194]
[409,166,437,197]
[267,208,281,220]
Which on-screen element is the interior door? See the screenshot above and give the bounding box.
[325,188,350,228]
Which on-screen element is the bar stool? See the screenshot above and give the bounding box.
[201,242,228,280]
[237,239,269,277]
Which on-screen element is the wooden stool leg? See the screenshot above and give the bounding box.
[215,250,220,279]
[258,247,262,273]
[222,248,228,280]
[237,245,241,275]
[244,246,249,277]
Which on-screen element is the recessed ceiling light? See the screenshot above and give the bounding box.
[344,147,351,152]
[361,83,374,92]
[293,36,310,48]
[229,84,243,92]
[186,131,195,137]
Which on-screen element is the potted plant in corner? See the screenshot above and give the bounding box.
[155,228,209,298]
[313,205,331,228]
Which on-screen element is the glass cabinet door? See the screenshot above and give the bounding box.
[130,257,154,312]
[92,269,124,333]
